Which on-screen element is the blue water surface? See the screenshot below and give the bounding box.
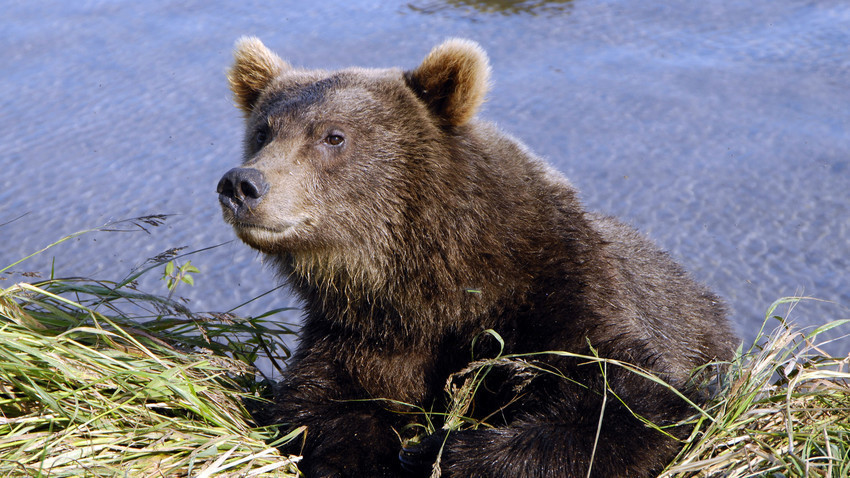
[1,0,848,363]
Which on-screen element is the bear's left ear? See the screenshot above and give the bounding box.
[227,36,290,115]
[405,39,491,127]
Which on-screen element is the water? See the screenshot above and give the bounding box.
[2,0,848,358]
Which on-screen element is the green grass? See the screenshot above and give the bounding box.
[0,218,300,477]
[1,220,847,477]
[660,299,850,478]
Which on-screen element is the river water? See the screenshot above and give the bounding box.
[2,0,848,359]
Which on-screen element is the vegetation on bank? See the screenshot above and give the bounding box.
[661,299,849,478]
[0,218,300,477]
[0,220,847,477]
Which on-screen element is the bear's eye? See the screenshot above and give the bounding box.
[254,129,268,148]
[324,133,345,147]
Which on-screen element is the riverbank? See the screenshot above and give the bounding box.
[1,225,847,477]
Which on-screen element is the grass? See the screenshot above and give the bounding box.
[0,218,300,477]
[659,299,850,478]
[1,219,848,477]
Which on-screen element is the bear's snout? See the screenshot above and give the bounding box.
[217,167,269,217]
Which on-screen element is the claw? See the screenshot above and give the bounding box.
[399,430,448,476]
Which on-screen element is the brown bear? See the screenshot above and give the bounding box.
[217,37,738,478]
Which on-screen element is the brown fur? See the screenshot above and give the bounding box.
[227,36,289,117]
[405,38,490,126]
[218,38,738,478]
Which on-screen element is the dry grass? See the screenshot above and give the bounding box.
[661,298,850,478]
[1,221,847,477]
[0,278,300,477]
[0,219,300,477]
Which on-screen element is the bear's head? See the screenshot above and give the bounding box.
[217,38,491,286]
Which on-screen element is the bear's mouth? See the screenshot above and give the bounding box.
[231,217,312,250]
[233,222,290,234]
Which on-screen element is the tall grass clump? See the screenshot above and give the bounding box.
[0,218,300,477]
[661,298,850,478]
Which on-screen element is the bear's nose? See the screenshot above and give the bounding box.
[217,167,269,215]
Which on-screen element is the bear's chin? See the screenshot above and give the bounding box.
[233,223,305,253]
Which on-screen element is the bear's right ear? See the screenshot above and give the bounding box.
[227,37,290,115]
[405,39,491,127]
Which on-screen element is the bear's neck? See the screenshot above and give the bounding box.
[274,184,605,345]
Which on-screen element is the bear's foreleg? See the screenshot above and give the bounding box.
[268,356,409,478]
[401,365,690,478]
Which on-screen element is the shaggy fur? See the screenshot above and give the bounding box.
[217,37,738,478]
